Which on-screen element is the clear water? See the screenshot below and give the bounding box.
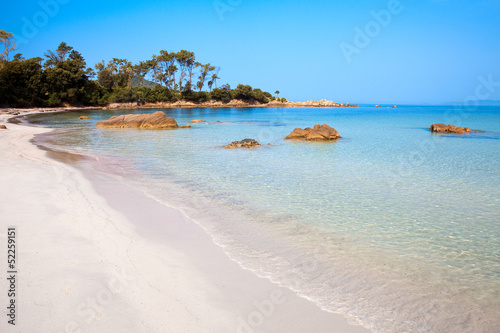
[28,106,500,332]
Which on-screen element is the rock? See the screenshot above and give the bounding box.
[0,125,7,130]
[78,116,90,120]
[375,105,381,108]
[96,111,178,129]
[393,105,397,108]
[430,123,472,134]
[180,125,192,128]
[285,124,341,141]
[190,119,207,123]
[223,139,261,149]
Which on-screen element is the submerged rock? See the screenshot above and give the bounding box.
[285,124,341,141]
[430,123,472,134]
[78,116,90,120]
[223,139,261,149]
[96,111,178,129]
[180,124,192,128]
[190,119,207,123]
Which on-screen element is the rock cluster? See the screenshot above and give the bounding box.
[285,124,341,141]
[274,99,358,107]
[78,116,90,120]
[223,139,261,149]
[96,111,178,129]
[430,123,471,134]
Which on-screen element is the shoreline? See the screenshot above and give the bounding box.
[0,98,359,116]
[0,114,369,331]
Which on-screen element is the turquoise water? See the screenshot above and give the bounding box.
[29,106,500,332]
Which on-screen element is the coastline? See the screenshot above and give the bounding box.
[0,98,358,116]
[0,114,369,331]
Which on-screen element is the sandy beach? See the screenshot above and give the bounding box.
[0,115,369,332]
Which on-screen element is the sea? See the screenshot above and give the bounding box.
[26,105,500,332]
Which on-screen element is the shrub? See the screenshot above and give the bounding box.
[232,84,254,100]
[211,85,232,103]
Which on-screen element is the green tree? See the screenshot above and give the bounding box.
[44,42,73,68]
[210,84,232,103]
[156,50,177,89]
[196,62,215,91]
[0,57,44,106]
[252,88,269,103]
[0,30,16,62]
[175,50,195,91]
[232,84,254,100]
[211,68,220,89]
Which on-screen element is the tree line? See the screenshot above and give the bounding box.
[0,30,285,107]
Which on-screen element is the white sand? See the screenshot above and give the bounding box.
[0,118,369,333]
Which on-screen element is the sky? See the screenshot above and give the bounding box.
[1,0,500,104]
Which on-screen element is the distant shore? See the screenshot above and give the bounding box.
[0,98,358,116]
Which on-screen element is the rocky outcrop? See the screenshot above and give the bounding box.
[285,124,341,141]
[223,139,261,149]
[190,119,207,123]
[0,125,7,129]
[180,125,192,128]
[96,111,178,129]
[430,123,472,134]
[101,99,358,110]
[78,116,90,120]
[268,99,358,108]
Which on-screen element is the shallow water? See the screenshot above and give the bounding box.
[29,105,500,332]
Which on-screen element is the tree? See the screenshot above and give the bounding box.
[0,30,16,62]
[233,84,254,100]
[210,84,231,103]
[196,62,215,91]
[95,60,114,90]
[44,42,73,68]
[43,45,92,104]
[156,50,177,89]
[253,88,269,103]
[134,61,151,87]
[94,58,133,89]
[275,90,280,98]
[211,67,220,88]
[0,57,44,106]
[175,50,195,91]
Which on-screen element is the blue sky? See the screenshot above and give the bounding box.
[2,0,500,104]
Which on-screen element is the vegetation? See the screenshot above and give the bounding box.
[0,31,282,107]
